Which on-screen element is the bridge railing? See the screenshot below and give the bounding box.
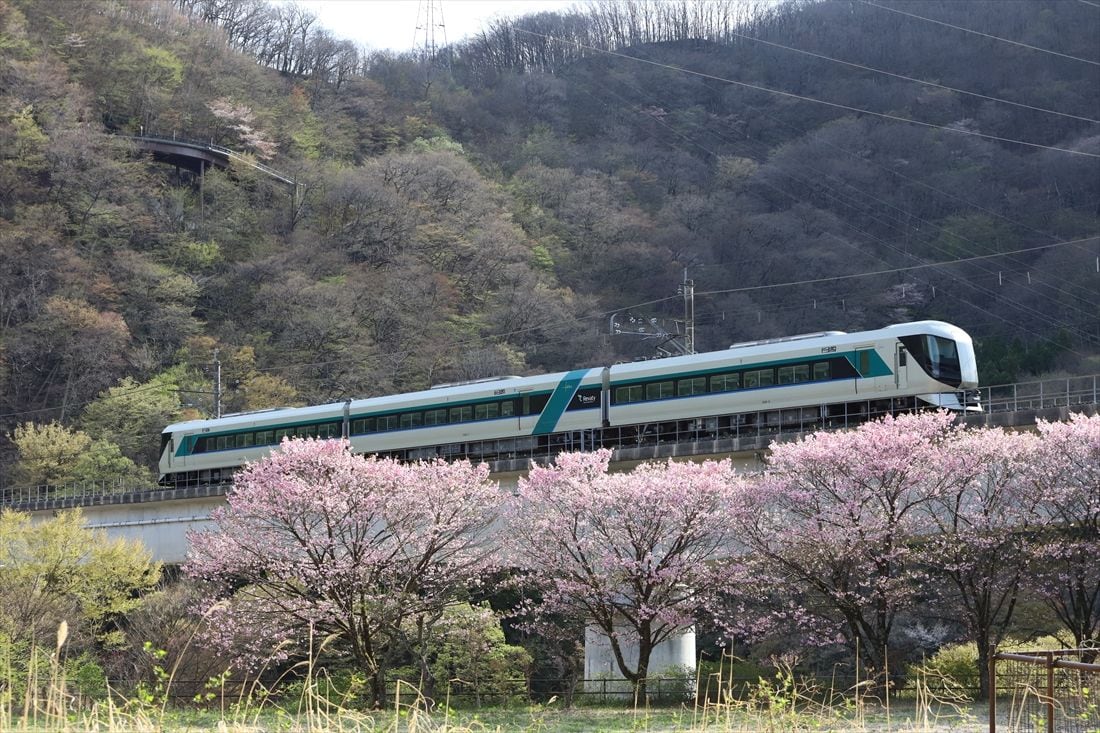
[0,478,225,508]
[120,134,296,185]
[978,374,1099,414]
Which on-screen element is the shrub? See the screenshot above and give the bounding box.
[908,635,1076,698]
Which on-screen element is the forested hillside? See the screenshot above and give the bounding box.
[1,0,1097,482]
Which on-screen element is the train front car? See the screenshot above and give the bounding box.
[886,320,980,411]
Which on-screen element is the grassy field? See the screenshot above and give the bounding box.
[3,697,993,732]
[4,704,994,730]
[0,634,1004,732]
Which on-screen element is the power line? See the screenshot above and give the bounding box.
[7,235,1095,421]
[694,236,1099,297]
[725,30,1100,124]
[195,236,1100,380]
[511,28,1100,158]
[859,1,1100,67]
[582,71,1100,323]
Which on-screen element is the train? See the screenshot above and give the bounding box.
[158,320,980,487]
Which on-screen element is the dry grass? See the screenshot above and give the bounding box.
[1,628,990,732]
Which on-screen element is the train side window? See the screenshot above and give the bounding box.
[350,419,365,434]
[299,425,317,439]
[678,377,706,396]
[646,381,674,400]
[778,365,811,384]
[193,437,207,454]
[399,412,422,429]
[744,369,775,388]
[257,430,274,445]
[424,408,447,426]
[275,428,292,442]
[475,403,499,420]
[500,400,515,417]
[377,415,400,431]
[615,385,643,404]
[238,433,254,448]
[858,350,871,376]
[216,435,229,450]
[449,405,473,423]
[528,394,550,414]
[813,362,831,381]
[710,373,739,392]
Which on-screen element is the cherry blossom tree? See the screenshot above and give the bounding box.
[920,427,1042,698]
[738,411,964,679]
[186,438,499,706]
[1030,413,1100,654]
[505,450,747,699]
[206,97,278,160]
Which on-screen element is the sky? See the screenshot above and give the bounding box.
[294,1,580,52]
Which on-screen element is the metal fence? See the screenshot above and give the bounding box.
[990,649,1099,733]
[979,375,1100,414]
[0,479,230,508]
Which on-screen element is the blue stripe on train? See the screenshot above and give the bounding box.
[532,369,590,435]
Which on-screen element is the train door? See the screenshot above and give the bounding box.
[515,387,532,430]
[895,343,908,390]
[851,344,874,394]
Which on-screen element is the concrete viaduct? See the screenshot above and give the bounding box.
[3,374,1097,564]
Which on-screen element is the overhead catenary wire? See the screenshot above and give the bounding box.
[5,234,1094,423]
[693,237,1099,296]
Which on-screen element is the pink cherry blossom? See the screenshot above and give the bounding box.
[505,450,748,698]
[185,438,500,707]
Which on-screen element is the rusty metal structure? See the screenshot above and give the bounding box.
[989,648,1099,733]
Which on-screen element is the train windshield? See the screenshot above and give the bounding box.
[900,334,962,386]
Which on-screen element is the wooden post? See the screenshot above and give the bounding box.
[988,645,997,733]
[1045,651,1054,733]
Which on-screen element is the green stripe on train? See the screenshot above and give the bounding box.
[532,369,590,436]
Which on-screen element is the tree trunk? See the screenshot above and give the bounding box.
[633,629,654,705]
[370,665,388,709]
[976,632,991,700]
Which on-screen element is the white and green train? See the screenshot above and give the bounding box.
[158,320,979,487]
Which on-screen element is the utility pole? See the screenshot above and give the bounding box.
[679,269,695,355]
[213,348,222,419]
[610,273,697,357]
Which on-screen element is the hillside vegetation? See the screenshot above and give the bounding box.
[0,0,1097,478]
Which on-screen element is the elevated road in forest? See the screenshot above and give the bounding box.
[3,374,1098,564]
[121,134,297,187]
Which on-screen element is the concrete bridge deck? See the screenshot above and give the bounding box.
[3,374,1097,564]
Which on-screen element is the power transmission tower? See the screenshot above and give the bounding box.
[415,0,448,91]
